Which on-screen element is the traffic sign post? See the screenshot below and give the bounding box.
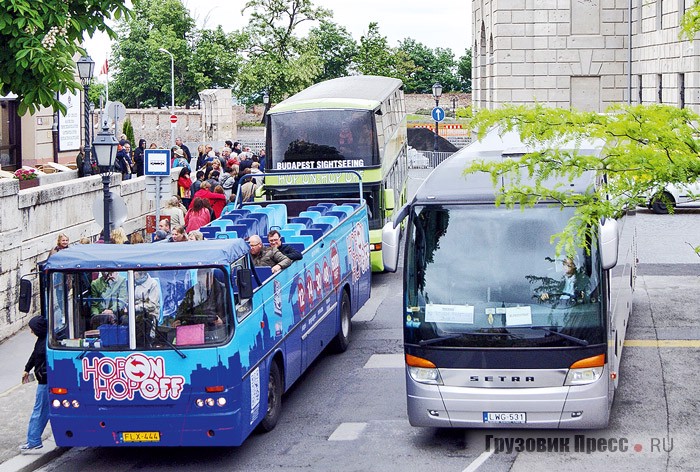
[431,107,446,122]
[144,149,172,224]
[170,114,177,128]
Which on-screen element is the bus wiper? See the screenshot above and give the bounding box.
[529,326,589,346]
[153,327,187,359]
[419,334,462,346]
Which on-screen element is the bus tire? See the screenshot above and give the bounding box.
[331,290,351,353]
[258,360,283,432]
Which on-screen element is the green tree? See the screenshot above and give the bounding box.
[236,0,331,103]
[111,0,204,108]
[457,49,472,93]
[308,20,357,81]
[0,0,130,115]
[191,26,245,90]
[397,39,459,93]
[464,104,700,255]
[355,22,395,76]
[122,117,135,146]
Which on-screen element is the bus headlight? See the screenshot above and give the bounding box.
[405,354,443,385]
[564,354,605,386]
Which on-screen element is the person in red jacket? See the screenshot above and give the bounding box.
[192,184,227,218]
[177,167,193,208]
[185,197,211,232]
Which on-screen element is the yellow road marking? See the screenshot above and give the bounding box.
[624,340,700,348]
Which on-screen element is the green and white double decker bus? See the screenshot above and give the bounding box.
[264,76,408,271]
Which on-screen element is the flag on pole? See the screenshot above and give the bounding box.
[100,59,109,76]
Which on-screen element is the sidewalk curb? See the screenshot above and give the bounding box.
[0,441,68,472]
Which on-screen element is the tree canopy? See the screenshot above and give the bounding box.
[0,0,130,115]
[463,104,700,255]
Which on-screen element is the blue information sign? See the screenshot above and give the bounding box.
[145,149,171,176]
[431,107,446,122]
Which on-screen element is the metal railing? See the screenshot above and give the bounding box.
[408,151,456,169]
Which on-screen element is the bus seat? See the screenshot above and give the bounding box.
[226,209,251,220]
[341,202,361,209]
[242,204,263,212]
[228,224,250,239]
[299,210,322,222]
[306,205,328,215]
[317,215,339,227]
[300,228,323,241]
[287,242,306,253]
[219,214,241,224]
[311,223,333,235]
[283,223,306,233]
[237,218,260,237]
[215,231,239,239]
[221,203,237,215]
[252,266,274,288]
[325,210,347,221]
[251,208,278,230]
[286,235,314,247]
[245,213,268,234]
[316,203,336,211]
[208,219,235,231]
[334,205,355,215]
[279,228,298,240]
[199,226,221,239]
[266,204,288,228]
[290,217,313,228]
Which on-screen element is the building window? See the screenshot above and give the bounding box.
[679,73,685,108]
[657,74,663,103]
[679,0,686,24]
[638,75,643,104]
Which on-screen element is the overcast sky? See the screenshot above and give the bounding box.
[84,0,471,71]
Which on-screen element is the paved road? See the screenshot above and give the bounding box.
[26,170,700,471]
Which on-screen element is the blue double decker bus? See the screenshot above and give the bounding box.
[22,187,371,446]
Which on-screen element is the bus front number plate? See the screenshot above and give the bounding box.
[483,412,526,424]
[121,431,161,443]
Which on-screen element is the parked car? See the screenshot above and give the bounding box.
[648,182,700,214]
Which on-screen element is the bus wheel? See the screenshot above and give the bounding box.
[258,361,282,432]
[331,290,351,353]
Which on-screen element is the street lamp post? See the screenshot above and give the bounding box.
[77,55,95,177]
[261,91,270,124]
[158,48,175,148]
[92,123,119,243]
[432,82,443,153]
[451,96,459,117]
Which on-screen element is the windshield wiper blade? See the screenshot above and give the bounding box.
[529,326,589,346]
[419,334,462,346]
[153,327,187,358]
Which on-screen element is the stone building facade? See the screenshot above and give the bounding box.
[473,0,700,112]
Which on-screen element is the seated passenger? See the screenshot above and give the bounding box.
[249,234,292,274]
[173,268,226,330]
[267,229,302,261]
[133,270,162,345]
[90,271,127,326]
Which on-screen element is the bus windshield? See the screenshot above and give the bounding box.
[405,205,604,348]
[48,267,233,350]
[269,110,378,169]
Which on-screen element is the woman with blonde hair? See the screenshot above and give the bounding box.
[187,230,204,241]
[129,232,145,244]
[110,227,128,244]
[50,233,70,255]
[161,196,186,228]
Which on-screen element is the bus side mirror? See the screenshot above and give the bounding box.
[237,268,253,300]
[383,189,395,212]
[19,278,32,313]
[382,222,401,273]
[599,218,619,270]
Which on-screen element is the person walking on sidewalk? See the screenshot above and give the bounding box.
[20,315,49,454]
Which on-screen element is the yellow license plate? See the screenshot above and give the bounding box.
[122,431,161,442]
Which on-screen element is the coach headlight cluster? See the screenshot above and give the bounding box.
[564,354,605,386]
[405,354,443,385]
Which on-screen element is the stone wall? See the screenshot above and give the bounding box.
[0,171,177,342]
